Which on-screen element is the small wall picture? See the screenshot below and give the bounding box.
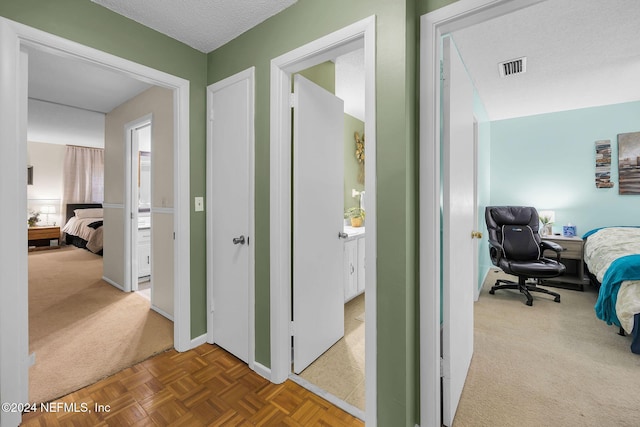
[595,140,613,188]
[618,131,640,195]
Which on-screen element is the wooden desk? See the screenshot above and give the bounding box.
[540,235,588,291]
[28,226,61,251]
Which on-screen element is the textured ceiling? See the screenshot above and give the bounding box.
[92,0,297,53]
[451,0,640,120]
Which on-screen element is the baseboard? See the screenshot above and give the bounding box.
[190,334,207,349]
[289,374,365,421]
[253,361,271,381]
[151,305,174,322]
[102,276,124,291]
[475,266,493,301]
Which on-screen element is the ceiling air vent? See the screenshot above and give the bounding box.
[498,57,527,77]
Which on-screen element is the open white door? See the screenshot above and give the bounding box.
[442,36,475,426]
[207,69,254,364]
[292,75,344,374]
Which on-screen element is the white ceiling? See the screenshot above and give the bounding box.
[335,48,365,122]
[27,46,152,114]
[91,0,297,53]
[451,0,640,121]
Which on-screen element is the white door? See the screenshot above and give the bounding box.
[442,36,475,427]
[293,75,344,374]
[208,71,254,363]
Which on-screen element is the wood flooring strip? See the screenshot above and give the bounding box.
[21,343,364,427]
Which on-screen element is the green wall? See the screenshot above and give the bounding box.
[297,61,335,93]
[0,0,209,338]
[0,0,471,424]
[344,114,365,211]
[207,0,418,424]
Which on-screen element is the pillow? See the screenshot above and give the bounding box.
[87,220,103,229]
[75,208,103,219]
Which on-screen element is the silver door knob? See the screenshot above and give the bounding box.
[338,232,348,239]
[233,235,245,245]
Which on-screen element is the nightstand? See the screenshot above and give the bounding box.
[540,235,587,291]
[28,226,61,251]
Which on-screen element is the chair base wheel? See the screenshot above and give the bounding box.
[489,289,495,295]
[554,296,561,303]
[526,300,533,306]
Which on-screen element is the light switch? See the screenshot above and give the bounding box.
[194,196,204,212]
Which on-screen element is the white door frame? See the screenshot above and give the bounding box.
[419,1,543,426]
[472,117,481,302]
[125,115,153,292]
[0,18,192,425]
[205,67,256,371]
[270,15,377,424]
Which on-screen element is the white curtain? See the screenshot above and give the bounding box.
[63,145,104,204]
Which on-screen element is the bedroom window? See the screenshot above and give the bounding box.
[62,145,104,204]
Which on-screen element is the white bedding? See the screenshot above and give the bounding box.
[583,227,640,333]
[62,216,104,254]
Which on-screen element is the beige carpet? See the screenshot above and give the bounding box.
[298,293,365,410]
[28,246,174,403]
[453,270,640,426]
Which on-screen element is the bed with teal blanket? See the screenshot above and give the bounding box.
[583,227,640,354]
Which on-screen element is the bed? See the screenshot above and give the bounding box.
[61,203,104,255]
[583,226,640,354]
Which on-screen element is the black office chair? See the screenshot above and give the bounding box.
[485,206,566,306]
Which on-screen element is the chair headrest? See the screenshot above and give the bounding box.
[485,206,539,232]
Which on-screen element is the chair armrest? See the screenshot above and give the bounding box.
[540,240,563,262]
[487,239,505,264]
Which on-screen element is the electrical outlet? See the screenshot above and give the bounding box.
[194,196,204,212]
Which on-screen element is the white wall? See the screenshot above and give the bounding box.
[28,99,105,148]
[26,100,105,226]
[103,86,174,317]
[26,141,65,226]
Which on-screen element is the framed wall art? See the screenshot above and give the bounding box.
[618,131,640,195]
[595,140,613,188]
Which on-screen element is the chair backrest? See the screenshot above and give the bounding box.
[485,206,541,261]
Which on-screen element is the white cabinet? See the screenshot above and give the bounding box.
[343,228,365,302]
[138,228,151,278]
[357,237,365,294]
[344,240,358,301]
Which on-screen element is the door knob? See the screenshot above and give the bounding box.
[338,232,348,239]
[471,231,483,239]
[233,235,245,245]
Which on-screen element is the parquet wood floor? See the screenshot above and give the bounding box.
[21,344,364,427]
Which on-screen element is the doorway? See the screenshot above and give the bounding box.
[291,56,367,415]
[419,1,542,426]
[0,18,192,424]
[127,118,152,296]
[269,16,377,423]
